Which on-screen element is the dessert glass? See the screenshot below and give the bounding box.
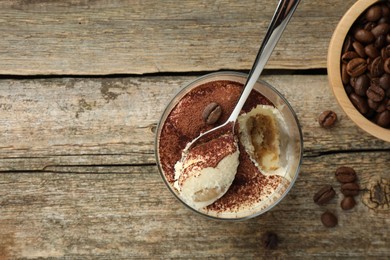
[155,71,303,221]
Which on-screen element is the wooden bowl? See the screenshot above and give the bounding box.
[328,0,390,142]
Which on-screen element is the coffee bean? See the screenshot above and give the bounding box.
[379,73,390,90]
[376,110,390,127]
[354,29,375,44]
[340,182,360,196]
[335,166,357,183]
[382,46,390,59]
[367,84,385,102]
[384,58,390,74]
[262,231,278,250]
[366,4,382,22]
[368,98,381,110]
[341,196,356,210]
[318,110,337,128]
[202,102,222,125]
[321,211,338,228]
[354,74,370,96]
[371,23,390,38]
[347,58,367,77]
[349,93,369,114]
[369,56,384,77]
[365,44,380,58]
[352,41,367,58]
[342,51,359,63]
[374,35,386,49]
[313,185,336,205]
[341,64,350,85]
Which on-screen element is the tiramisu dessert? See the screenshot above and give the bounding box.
[157,74,300,219]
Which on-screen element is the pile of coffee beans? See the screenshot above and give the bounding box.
[340,1,390,128]
[313,166,360,228]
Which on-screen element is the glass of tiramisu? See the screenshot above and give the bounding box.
[155,71,303,221]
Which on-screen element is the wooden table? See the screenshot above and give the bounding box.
[0,0,389,258]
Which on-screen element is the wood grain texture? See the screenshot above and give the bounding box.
[0,0,356,75]
[0,152,389,259]
[0,75,389,172]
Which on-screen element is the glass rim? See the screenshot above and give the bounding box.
[154,71,303,221]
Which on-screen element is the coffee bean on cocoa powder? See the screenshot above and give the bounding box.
[335,166,357,183]
[341,196,356,210]
[340,182,360,196]
[318,110,337,128]
[313,185,336,205]
[261,231,278,250]
[341,1,390,129]
[202,102,222,125]
[321,210,338,228]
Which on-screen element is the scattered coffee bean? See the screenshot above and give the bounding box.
[340,182,360,196]
[313,185,336,205]
[318,110,338,128]
[321,211,338,228]
[341,1,390,129]
[202,102,222,125]
[335,166,357,183]
[261,231,278,250]
[341,196,356,210]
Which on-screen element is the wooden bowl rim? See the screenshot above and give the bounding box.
[327,0,390,142]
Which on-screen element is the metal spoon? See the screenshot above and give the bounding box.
[188,0,301,149]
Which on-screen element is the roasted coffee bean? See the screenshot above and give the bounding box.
[202,102,222,125]
[354,74,370,96]
[352,41,367,58]
[342,35,353,53]
[354,29,375,44]
[384,58,390,74]
[371,23,390,38]
[382,46,390,59]
[368,99,381,110]
[349,93,369,114]
[364,22,376,31]
[341,196,356,210]
[367,84,385,102]
[318,110,337,128]
[341,64,350,85]
[376,110,390,127]
[313,185,336,205]
[347,58,367,77]
[345,84,354,95]
[379,73,390,90]
[366,4,382,22]
[369,56,384,77]
[386,98,390,110]
[342,51,359,63]
[365,44,380,58]
[340,182,360,196]
[374,34,386,49]
[335,166,357,183]
[321,211,338,228]
[262,231,278,250]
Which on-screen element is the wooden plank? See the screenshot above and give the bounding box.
[0,152,389,259]
[0,75,389,171]
[0,0,356,75]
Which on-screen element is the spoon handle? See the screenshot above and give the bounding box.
[228,0,300,122]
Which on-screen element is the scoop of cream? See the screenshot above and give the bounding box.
[238,104,290,181]
[174,133,239,210]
